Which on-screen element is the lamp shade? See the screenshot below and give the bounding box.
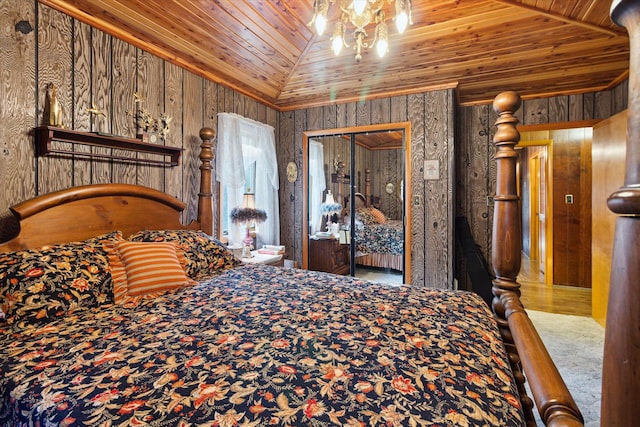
[324,190,336,205]
[320,190,342,217]
[241,193,256,209]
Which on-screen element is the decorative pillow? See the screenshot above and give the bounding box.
[0,231,123,326]
[127,229,239,280]
[369,207,387,224]
[108,241,195,303]
[355,207,377,225]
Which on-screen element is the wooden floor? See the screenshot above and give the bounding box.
[519,255,592,317]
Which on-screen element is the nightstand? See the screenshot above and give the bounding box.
[309,237,350,275]
[242,251,284,267]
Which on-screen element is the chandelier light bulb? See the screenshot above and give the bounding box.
[396,11,408,33]
[315,13,327,35]
[353,0,367,16]
[332,35,344,55]
[376,39,388,57]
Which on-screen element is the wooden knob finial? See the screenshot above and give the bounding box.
[199,127,215,141]
[492,91,521,116]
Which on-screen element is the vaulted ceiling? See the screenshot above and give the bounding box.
[40,0,630,111]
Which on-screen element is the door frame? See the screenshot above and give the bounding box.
[529,154,540,262]
[302,122,412,284]
[517,138,553,285]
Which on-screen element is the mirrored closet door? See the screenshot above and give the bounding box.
[302,123,411,285]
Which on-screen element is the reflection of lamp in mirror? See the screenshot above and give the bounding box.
[320,190,342,235]
[230,191,267,258]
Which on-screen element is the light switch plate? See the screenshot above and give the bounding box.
[424,159,439,180]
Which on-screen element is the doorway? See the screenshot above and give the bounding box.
[517,125,593,315]
[302,123,412,285]
[518,139,553,285]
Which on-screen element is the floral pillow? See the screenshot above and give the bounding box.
[0,231,123,327]
[355,207,377,225]
[127,229,240,281]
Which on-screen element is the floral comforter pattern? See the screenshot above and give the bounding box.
[0,264,524,426]
[355,219,404,256]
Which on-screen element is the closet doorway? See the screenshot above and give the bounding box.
[302,123,412,285]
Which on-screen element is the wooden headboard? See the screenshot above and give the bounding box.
[0,128,215,253]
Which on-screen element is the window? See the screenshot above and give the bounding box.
[216,113,279,248]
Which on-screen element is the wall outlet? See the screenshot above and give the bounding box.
[413,195,421,206]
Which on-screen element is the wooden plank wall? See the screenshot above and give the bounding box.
[0,1,278,242]
[456,84,628,290]
[279,91,456,288]
[592,110,627,327]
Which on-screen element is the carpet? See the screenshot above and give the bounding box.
[525,310,605,427]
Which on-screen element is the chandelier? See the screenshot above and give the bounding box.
[310,0,412,62]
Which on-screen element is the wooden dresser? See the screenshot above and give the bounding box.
[309,237,350,275]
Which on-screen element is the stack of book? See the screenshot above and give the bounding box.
[257,245,285,255]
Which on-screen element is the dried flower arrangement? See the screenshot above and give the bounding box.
[125,92,172,141]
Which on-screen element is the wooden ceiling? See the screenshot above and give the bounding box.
[40,0,630,111]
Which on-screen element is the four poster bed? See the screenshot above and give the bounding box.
[0,96,574,427]
[337,167,405,272]
[1,3,639,424]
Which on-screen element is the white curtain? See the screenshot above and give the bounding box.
[217,113,280,246]
[309,140,326,235]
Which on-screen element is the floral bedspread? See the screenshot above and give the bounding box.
[356,219,404,256]
[0,264,524,426]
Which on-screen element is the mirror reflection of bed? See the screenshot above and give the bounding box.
[303,124,411,285]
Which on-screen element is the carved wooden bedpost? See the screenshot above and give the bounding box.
[336,160,345,208]
[198,127,215,236]
[602,1,640,425]
[490,91,534,424]
[492,92,583,426]
[364,168,372,205]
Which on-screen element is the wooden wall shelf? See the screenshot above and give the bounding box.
[35,126,182,167]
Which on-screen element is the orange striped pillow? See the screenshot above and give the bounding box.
[369,207,387,224]
[108,241,195,303]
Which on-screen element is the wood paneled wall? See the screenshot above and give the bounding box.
[456,84,628,290]
[366,148,403,220]
[0,0,277,242]
[278,91,456,288]
[592,110,627,327]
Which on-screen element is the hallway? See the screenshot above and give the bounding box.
[519,255,592,317]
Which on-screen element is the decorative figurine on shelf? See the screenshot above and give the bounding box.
[230,191,267,258]
[125,92,171,142]
[44,82,64,128]
[87,103,106,130]
[87,103,106,119]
